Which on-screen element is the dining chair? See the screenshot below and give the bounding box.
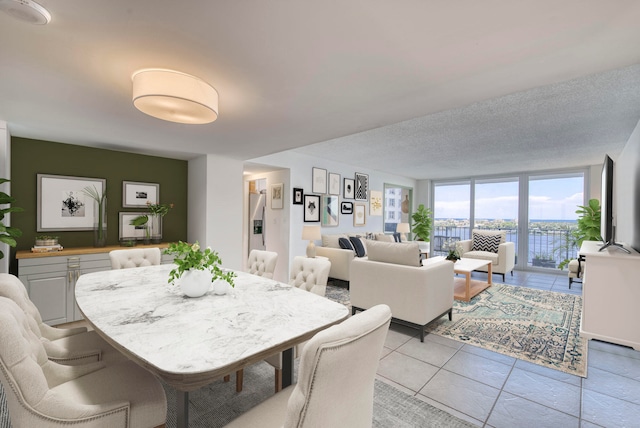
[0,273,127,366]
[247,249,278,279]
[226,304,392,428]
[0,297,167,428]
[109,247,161,269]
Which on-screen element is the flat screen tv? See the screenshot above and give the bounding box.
[599,154,630,253]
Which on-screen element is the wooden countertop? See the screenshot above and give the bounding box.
[16,243,172,259]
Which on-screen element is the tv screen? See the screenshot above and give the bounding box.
[601,154,614,244]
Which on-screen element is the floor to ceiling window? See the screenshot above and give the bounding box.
[433,181,470,252]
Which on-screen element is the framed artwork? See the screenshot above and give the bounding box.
[37,174,106,232]
[303,194,321,222]
[119,212,152,240]
[312,167,327,194]
[343,178,355,199]
[123,181,159,208]
[293,187,304,205]
[321,195,339,226]
[370,190,383,216]
[341,201,353,215]
[271,183,284,209]
[329,173,340,195]
[354,203,367,226]
[355,172,369,200]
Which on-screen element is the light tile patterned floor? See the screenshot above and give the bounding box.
[375,270,640,428]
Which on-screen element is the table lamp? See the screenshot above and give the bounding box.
[302,225,322,258]
[396,222,410,242]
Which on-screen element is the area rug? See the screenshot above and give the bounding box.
[425,283,587,377]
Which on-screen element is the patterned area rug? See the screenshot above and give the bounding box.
[425,283,587,377]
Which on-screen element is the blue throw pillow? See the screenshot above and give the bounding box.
[339,237,355,252]
[393,232,401,242]
[349,236,366,257]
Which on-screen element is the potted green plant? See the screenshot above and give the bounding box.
[0,178,23,260]
[130,202,174,244]
[556,198,601,270]
[443,239,461,262]
[411,204,433,242]
[532,252,556,268]
[164,241,236,297]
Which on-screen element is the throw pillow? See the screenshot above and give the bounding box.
[393,232,401,242]
[349,236,367,257]
[338,237,355,252]
[472,232,502,253]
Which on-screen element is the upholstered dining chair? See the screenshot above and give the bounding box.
[235,256,332,393]
[247,249,278,279]
[226,304,392,428]
[109,247,161,269]
[0,297,167,428]
[0,273,126,366]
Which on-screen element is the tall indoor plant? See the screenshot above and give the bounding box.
[0,178,23,259]
[411,204,433,242]
[557,198,601,270]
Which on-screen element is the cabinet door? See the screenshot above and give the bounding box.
[24,273,69,325]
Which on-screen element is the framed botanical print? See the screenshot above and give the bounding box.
[303,194,321,222]
[312,167,327,194]
[271,183,284,209]
[370,190,383,216]
[343,178,355,199]
[119,212,151,240]
[321,195,339,226]
[355,172,369,200]
[123,181,159,208]
[37,174,106,232]
[354,203,367,226]
[293,187,304,205]
[329,173,340,195]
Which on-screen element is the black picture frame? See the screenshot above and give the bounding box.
[303,194,321,222]
[293,187,304,205]
[343,178,355,199]
[341,201,353,214]
[355,172,369,200]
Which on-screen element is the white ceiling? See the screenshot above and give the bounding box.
[1,1,640,180]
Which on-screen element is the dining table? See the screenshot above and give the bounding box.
[75,264,350,427]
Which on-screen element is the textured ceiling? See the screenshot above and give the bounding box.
[1,1,640,179]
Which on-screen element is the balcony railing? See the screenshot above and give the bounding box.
[430,225,579,269]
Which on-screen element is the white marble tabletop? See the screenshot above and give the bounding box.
[75,264,349,391]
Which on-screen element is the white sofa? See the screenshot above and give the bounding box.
[315,232,382,282]
[349,240,454,341]
[458,229,515,281]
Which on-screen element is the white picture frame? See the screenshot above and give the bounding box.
[271,183,284,209]
[122,181,159,208]
[119,212,152,240]
[321,195,339,226]
[312,167,327,194]
[354,203,366,226]
[37,174,106,232]
[329,173,340,195]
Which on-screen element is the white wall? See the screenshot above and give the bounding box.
[0,121,9,273]
[615,117,640,249]
[188,154,244,271]
[244,168,290,283]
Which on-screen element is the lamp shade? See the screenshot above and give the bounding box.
[396,223,410,233]
[302,225,321,241]
[132,68,218,124]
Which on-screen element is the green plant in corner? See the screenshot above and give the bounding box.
[0,178,24,260]
[556,198,601,270]
[411,204,433,242]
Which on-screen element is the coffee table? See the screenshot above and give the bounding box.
[453,258,492,301]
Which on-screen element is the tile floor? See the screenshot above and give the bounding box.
[374,270,640,427]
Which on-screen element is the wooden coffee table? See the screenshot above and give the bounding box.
[453,258,492,302]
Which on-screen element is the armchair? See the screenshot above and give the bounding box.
[458,229,515,281]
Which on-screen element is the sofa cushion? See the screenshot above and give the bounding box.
[366,240,421,267]
[322,234,347,248]
[349,237,367,257]
[463,250,500,266]
[471,230,505,253]
[375,233,394,243]
[338,237,355,252]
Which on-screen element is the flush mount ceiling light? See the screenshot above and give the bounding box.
[0,0,51,24]
[131,69,218,124]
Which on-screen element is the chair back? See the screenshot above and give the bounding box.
[247,249,278,279]
[0,273,45,325]
[288,256,331,296]
[109,248,161,269]
[284,304,391,428]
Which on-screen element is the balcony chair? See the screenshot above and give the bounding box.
[246,249,278,279]
[0,274,126,366]
[0,297,167,428]
[458,229,515,281]
[568,255,585,288]
[236,256,331,393]
[109,248,161,269]
[225,304,391,428]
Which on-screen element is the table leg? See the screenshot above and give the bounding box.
[487,262,493,285]
[282,347,294,388]
[177,390,189,428]
[465,272,471,301]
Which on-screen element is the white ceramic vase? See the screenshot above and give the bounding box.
[180,269,211,298]
[212,278,230,295]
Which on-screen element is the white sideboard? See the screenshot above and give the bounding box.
[17,244,173,326]
[579,240,640,350]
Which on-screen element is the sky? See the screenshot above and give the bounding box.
[434,176,584,221]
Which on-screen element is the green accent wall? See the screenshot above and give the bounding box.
[9,137,188,271]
